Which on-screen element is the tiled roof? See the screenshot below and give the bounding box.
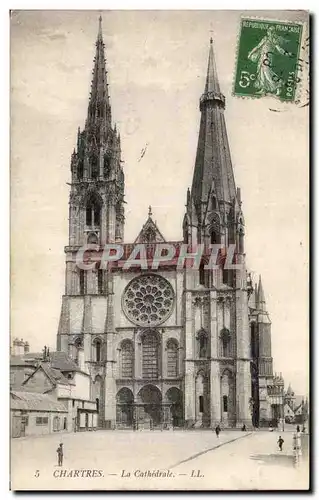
[50,351,80,372]
[40,363,73,386]
[10,391,67,412]
[20,351,80,372]
[10,356,37,367]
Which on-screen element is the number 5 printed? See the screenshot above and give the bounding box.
[239,71,255,89]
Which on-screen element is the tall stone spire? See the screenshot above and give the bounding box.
[205,37,221,95]
[191,38,236,222]
[87,16,112,132]
[69,16,125,244]
[257,275,266,311]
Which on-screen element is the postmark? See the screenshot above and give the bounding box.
[233,18,304,102]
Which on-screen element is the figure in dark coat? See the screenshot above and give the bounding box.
[57,443,63,466]
[277,436,284,451]
[215,425,221,438]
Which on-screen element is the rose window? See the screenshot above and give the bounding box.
[122,274,174,326]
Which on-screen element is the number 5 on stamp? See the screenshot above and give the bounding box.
[233,18,304,101]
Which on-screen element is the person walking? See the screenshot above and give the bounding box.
[241,424,246,431]
[296,425,300,433]
[215,424,221,438]
[277,436,284,452]
[57,443,64,466]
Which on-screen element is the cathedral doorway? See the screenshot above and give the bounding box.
[136,385,162,428]
[166,387,183,427]
[116,388,134,428]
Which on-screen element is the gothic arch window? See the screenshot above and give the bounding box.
[104,154,111,177]
[223,395,228,412]
[93,339,102,362]
[211,229,220,244]
[221,369,234,421]
[73,337,83,365]
[167,339,178,378]
[195,371,207,419]
[120,340,134,378]
[197,329,208,358]
[220,328,231,357]
[91,153,99,179]
[87,232,98,245]
[142,332,160,379]
[78,159,84,180]
[74,337,83,348]
[210,212,221,244]
[85,192,102,227]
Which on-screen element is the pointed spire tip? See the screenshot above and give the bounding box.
[98,15,103,39]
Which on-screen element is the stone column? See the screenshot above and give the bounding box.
[100,204,107,246]
[104,367,116,428]
[184,290,195,427]
[107,200,116,243]
[104,273,116,428]
[235,254,251,427]
[209,290,221,426]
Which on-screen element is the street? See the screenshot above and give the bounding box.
[11,429,309,490]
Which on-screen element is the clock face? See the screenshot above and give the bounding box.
[122,274,175,327]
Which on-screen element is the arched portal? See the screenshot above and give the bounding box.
[116,388,134,427]
[137,385,162,427]
[220,369,235,427]
[166,387,183,427]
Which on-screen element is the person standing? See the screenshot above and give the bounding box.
[277,436,284,452]
[57,443,64,466]
[215,424,221,438]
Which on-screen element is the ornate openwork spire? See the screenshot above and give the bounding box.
[87,16,111,129]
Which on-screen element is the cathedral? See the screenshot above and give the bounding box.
[57,18,284,429]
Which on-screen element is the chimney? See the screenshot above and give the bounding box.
[12,338,19,356]
[18,339,24,356]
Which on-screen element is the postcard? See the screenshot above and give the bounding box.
[10,9,309,491]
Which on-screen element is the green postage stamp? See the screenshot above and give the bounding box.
[234,18,304,101]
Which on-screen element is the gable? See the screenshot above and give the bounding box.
[22,366,55,393]
[134,216,166,243]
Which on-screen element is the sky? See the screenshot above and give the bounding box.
[11,10,309,395]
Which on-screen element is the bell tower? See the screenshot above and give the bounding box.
[57,18,124,428]
[69,16,125,250]
[183,38,251,428]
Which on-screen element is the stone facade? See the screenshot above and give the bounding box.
[56,21,281,429]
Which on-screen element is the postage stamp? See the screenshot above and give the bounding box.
[233,18,304,101]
